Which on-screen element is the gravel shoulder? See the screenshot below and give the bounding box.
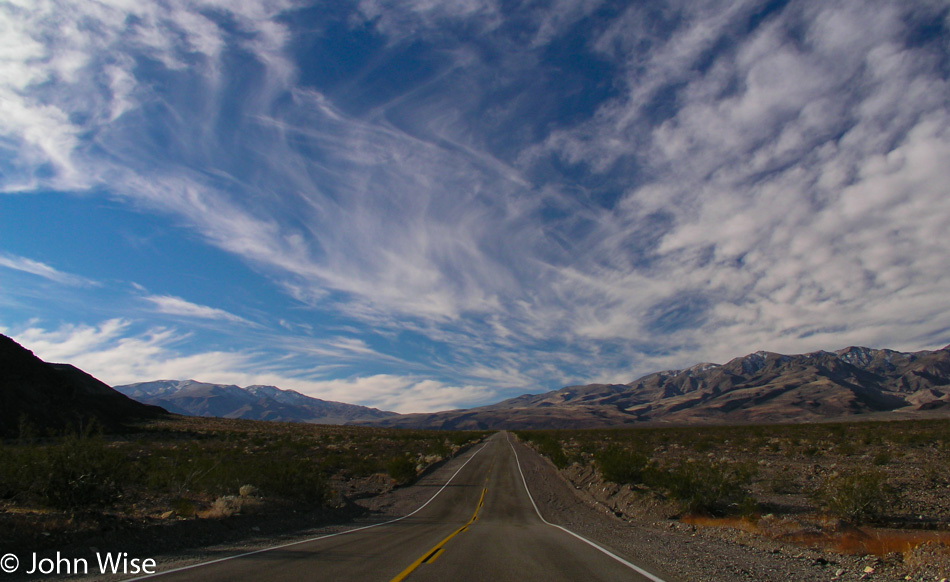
[508,433,929,582]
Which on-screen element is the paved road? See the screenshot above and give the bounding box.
[130,432,669,582]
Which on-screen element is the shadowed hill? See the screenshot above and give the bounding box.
[0,334,166,437]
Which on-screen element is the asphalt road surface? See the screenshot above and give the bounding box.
[129,432,670,582]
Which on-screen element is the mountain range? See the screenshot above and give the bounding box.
[360,345,950,429]
[4,331,949,433]
[0,334,165,437]
[113,380,394,424]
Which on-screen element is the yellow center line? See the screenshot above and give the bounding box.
[388,487,488,582]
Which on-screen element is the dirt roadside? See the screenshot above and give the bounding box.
[508,434,941,582]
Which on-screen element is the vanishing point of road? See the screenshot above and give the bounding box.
[127,432,674,582]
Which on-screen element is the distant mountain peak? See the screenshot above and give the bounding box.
[114,380,393,424]
[740,351,768,374]
[729,350,790,375]
[836,346,873,366]
[665,362,720,378]
[359,343,950,430]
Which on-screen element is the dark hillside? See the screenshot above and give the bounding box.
[0,334,165,437]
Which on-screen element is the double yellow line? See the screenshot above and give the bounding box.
[389,471,491,582]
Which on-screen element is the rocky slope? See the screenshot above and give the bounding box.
[364,345,950,429]
[115,380,394,424]
[0,334,166,437]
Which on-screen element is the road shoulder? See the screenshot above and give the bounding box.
[508,434,889,582]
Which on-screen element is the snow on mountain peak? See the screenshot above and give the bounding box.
[836,346,875,367]
[741,352,768,374]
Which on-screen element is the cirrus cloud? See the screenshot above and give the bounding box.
[1,0,948,407]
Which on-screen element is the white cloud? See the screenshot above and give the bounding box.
[9,320,495,413]
[143,295,253,325]
[526,0,606,47]
[0,253,98,287]
[519,0,950,367]
[1,0,532,336]
[357,0,501,41]
[283,375,495,413]
[17,321,257,387]
[2,0,948,402]
[238,91,535,323]
[15,318,136,363]
[0,0,295,192]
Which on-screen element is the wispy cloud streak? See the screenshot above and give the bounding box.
[0,253,97,287]
[10,320,494,412]
[143,295,253,325]
[1,0,948,405]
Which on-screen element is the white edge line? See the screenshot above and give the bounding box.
[122,442,489,581]
[505,432,669,582]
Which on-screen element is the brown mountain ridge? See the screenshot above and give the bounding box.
[363,344,950,429]
[5,331,949,433]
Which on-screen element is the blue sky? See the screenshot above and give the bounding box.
[2,0,949,413]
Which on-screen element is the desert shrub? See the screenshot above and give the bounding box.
[692,438,713,453]
[595,446,650,485]
[432,439,451,457]
[649,458,756,516]
[37,438,123,509]
[2,419,487,521]
[135,444,225,494]
[253,455,327,502]
[769,471,799,494]
[828,424,847,438]
[448,433,474,447]
[813,469,897,523]
[872,451,892,465]
[170,497,197,517]
[0,444,25,500]
[129,440,328,503]
[4,432,131,510]
[517,432,569,469]
[837,441,857,456]
[802,445,821,457]
[386,456,418,485]
[208,495,243,518]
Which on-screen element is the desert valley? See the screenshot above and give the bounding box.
[2,334,949,581]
